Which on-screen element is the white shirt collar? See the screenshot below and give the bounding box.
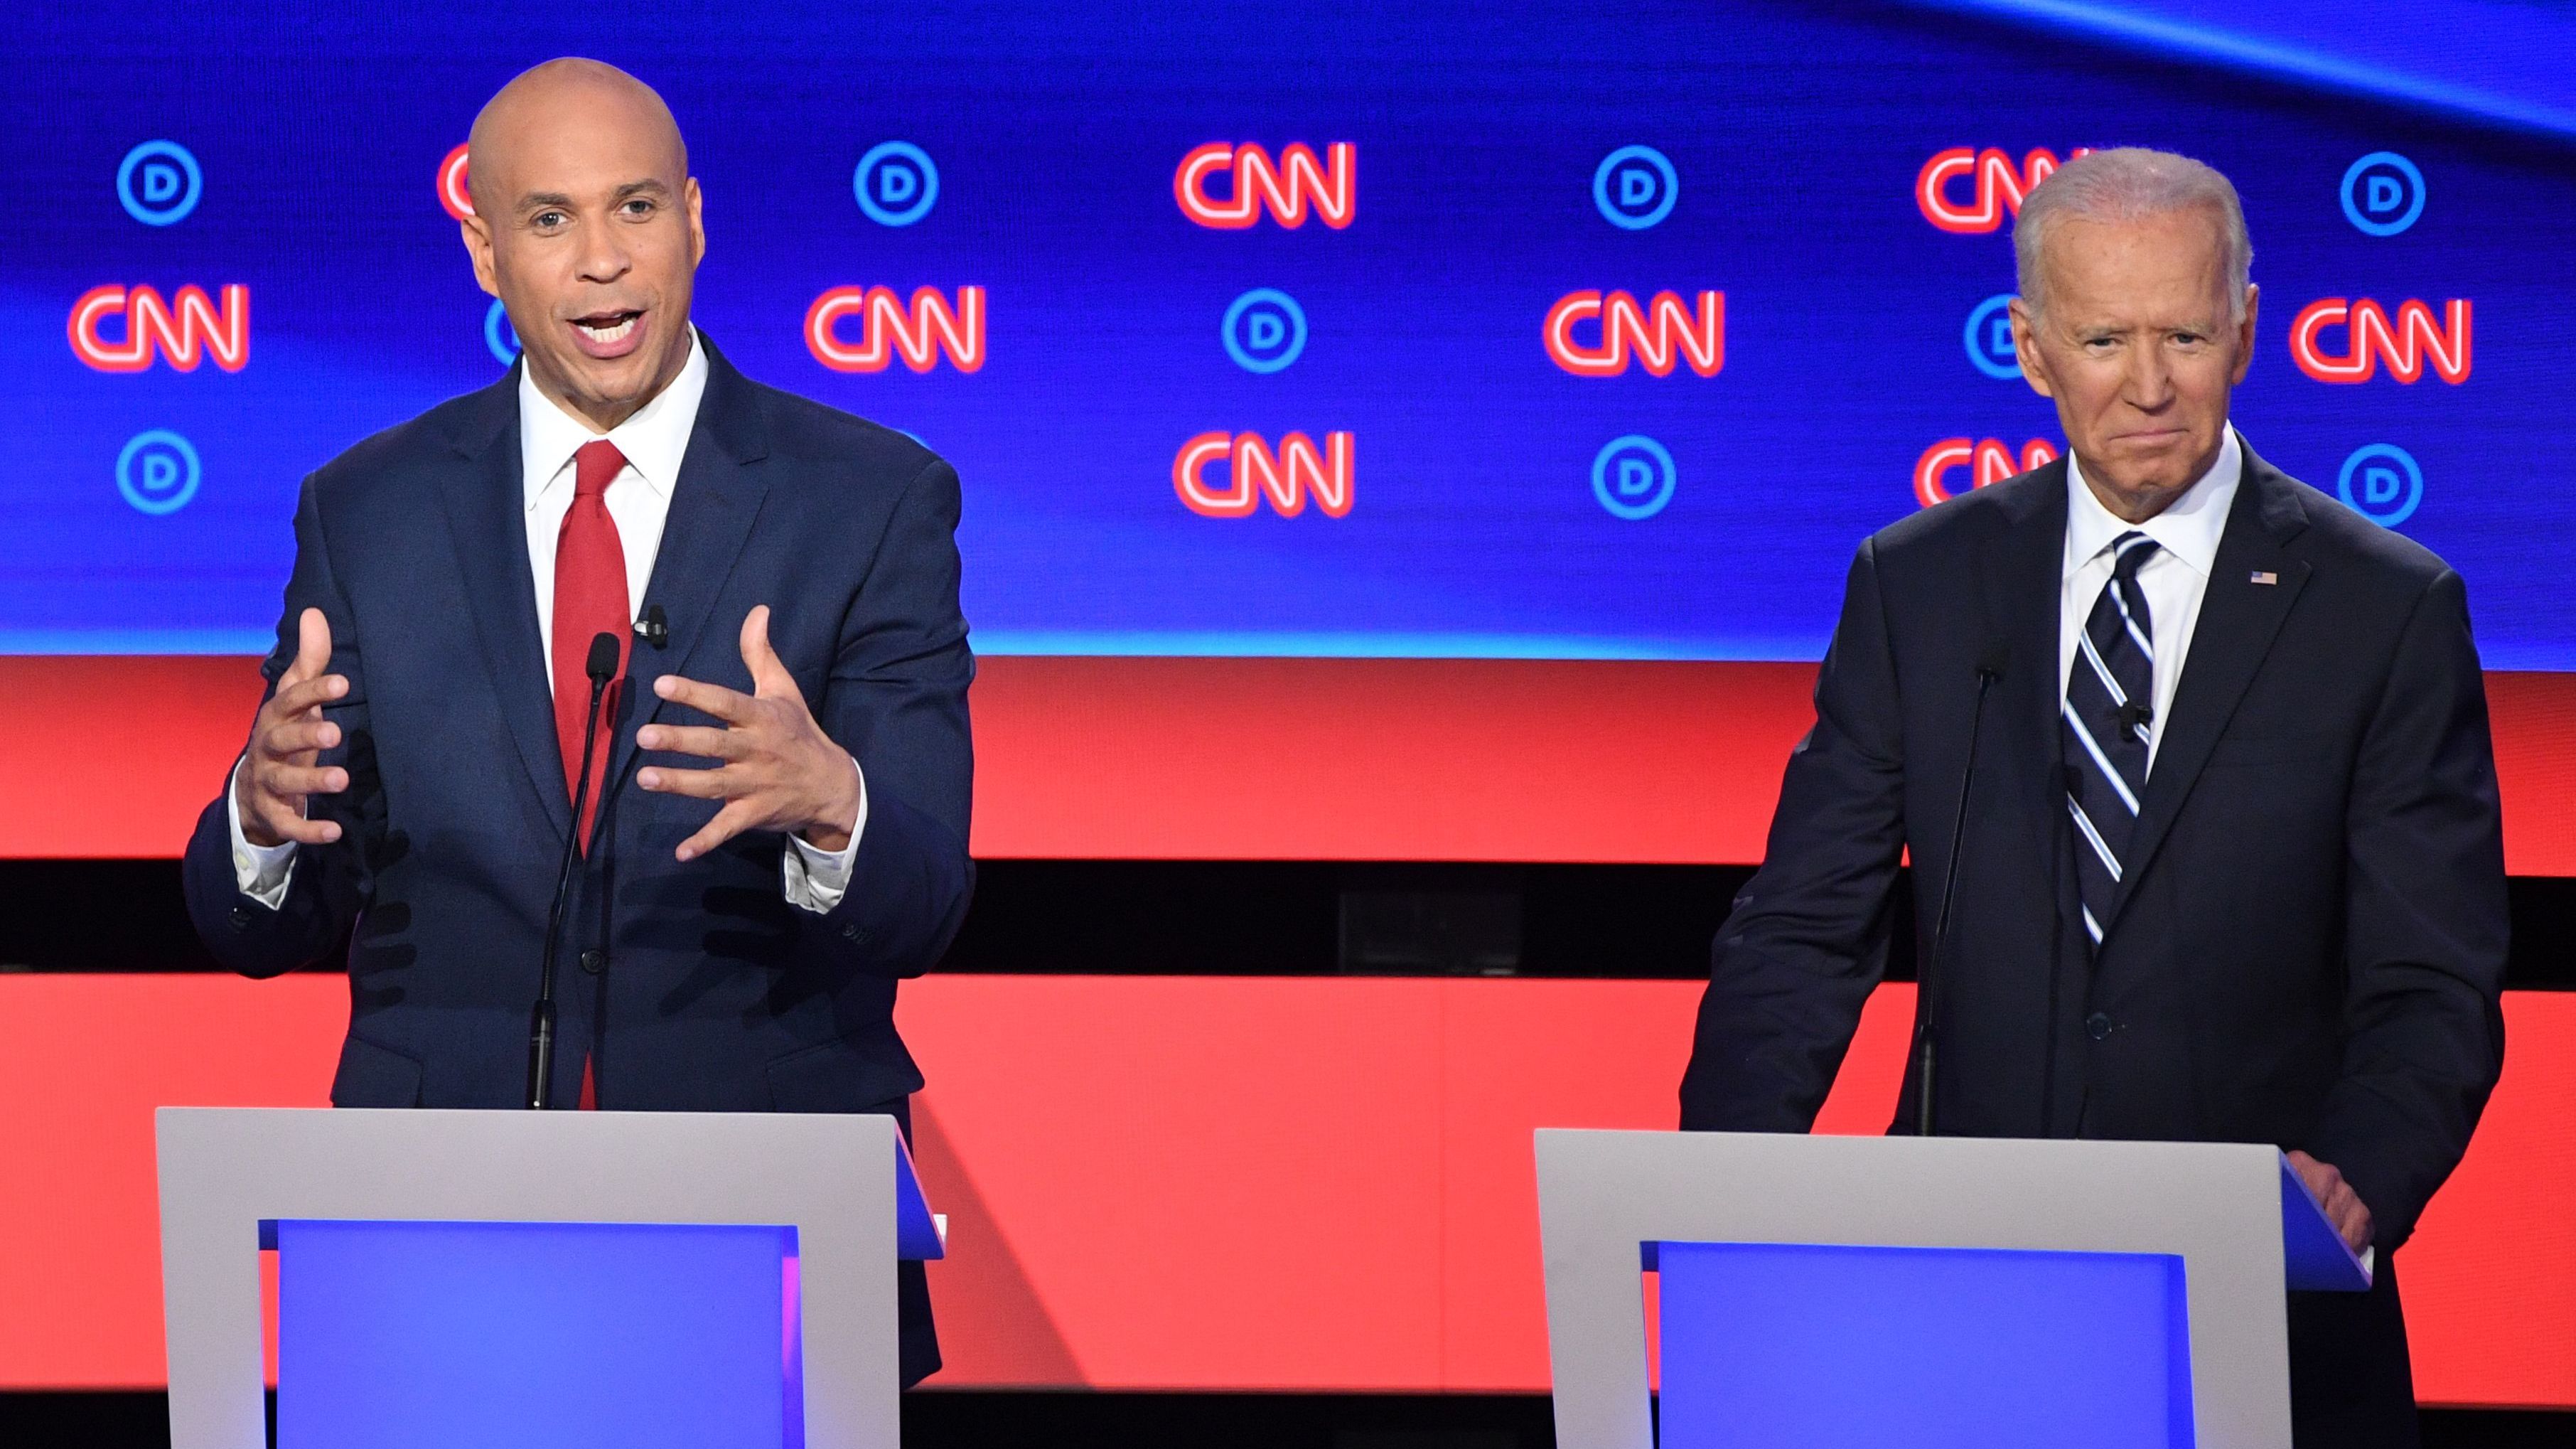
[518,326,709,510]
[2064,427,2242,580]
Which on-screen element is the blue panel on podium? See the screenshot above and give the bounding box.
[1655,1241,2193,1449]
[273,1219,800,1449]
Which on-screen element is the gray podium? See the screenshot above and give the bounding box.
[1535,1130,2371,1449]
[156,1107,945,1449]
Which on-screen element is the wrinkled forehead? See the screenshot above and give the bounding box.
[2036,209,2235,324]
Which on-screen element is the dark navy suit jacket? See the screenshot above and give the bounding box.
[1678,447,2506,1442]
[181,337,971,1373]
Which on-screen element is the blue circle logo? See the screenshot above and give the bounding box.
[854,141,939,227]
[1220,289,1308,373]
[1592,435,1677,520]
[117,140,202,226]
[2340,151,2424,237]
[117,429,202,515]
[2337,444,2422,528]
[1963,294,2022,380]
[484,298,522,365]
[1594,146,1678,230]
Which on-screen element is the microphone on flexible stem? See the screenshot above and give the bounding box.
[1915,641,2009,1137]
[527,631,622,1111]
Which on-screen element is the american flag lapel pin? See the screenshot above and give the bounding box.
[2249,570,2279,586]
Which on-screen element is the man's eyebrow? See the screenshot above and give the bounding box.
[513,181,670,213]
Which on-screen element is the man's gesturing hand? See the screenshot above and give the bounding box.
[2287,1149,2375,1254]
[236,607,350,849]
[635,605,863,863]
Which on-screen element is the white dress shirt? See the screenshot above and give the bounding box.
[230,328,865,912]
[2059,427,2243,776]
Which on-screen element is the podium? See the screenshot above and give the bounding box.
[156,1108,944,1449]
[1535,1130,2371,1449]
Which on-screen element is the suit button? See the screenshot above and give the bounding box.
[2086,1012,2114,1041]
[840,924,863,943]
[228,905,254,930]
[579,950,606,975]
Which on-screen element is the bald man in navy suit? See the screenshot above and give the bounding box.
[183,60,968,1385]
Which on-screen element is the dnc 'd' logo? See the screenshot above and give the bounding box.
[1914,437,2059,508]
[1916,147,2090,233]
[1543,290,1724,378]
[2289,298,2470,385]
[69,284,250,373]
[1174,142,1356,230]
[805,287,986,373]
[1173,431,1354,518]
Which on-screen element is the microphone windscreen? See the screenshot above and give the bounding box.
[585,631,621,683]
[1976,642,2010,680]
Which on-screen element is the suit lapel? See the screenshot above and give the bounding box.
[436,366,573,843]
[601,339,773,798]
[2104,446,2312,930]
[1973,462,2070,830]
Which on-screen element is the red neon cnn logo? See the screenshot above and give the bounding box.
[1916,148,2090,234]
[1543,291,1724,378]
[1174,143,1356,230]
[805,287,987,373]
[67,284,250,373]
[2290,298,2472,385]
[1915,437,2058,508]
[437,144,473,220]
[1174,432,1354,518]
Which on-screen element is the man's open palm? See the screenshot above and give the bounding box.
[235,607,349,848]
[635,604,862,862]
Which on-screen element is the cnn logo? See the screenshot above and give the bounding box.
[1174,143,1356,230]
[1543,290,1724,378]
[2290,298,2471,385]
[1174,432,1354,518]
[805,287,986,373]
[1916,148,2091,233]
[68,284,249,373]
[1915,437,2059,508]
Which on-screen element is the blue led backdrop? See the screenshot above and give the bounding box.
[7,0,2571,663]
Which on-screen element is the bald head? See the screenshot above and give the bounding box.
[468,59,686,217]
[459,58,704,433]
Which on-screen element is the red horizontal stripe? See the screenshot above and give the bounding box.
[4,656,2570,870]
[0,975,2565,1404]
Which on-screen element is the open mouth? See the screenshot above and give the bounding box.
[567,309,647,356]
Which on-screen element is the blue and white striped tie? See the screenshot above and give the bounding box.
[2064,530,2159,948]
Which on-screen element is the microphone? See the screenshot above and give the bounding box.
[1915,641,2008,1136]
[635,604,668,649]
[527,631,622,1111]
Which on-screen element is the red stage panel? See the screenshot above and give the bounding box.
[2400,989,2576,1406]
[0,975,2567,1406]
[0,976,342,1387]
[6,656,2572,870]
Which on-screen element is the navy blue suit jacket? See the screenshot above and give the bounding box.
[1680,448,2506,1253]
[182,337,975,1121]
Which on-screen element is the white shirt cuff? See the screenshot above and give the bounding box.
[781,756,867,915]
[226,756,299,909]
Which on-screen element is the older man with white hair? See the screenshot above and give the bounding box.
[1680,148,2506,1445]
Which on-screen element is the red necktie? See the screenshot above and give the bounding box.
[552,439,631,852]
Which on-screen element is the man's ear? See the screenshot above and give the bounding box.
[2230,283,2260,387]
[461,213,499,299]
[2009,297,2056,400]
[685,176,706,268]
